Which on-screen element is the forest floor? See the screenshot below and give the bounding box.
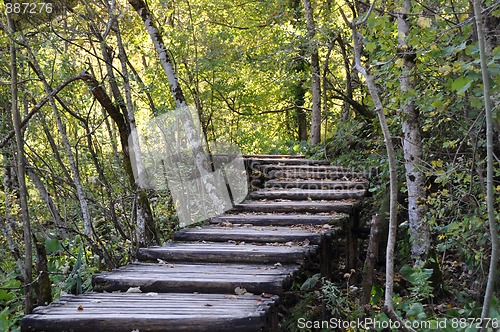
[281,234,493,331]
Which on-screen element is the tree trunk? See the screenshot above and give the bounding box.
[128,0,230,226]
[26,166,68,239]
[289,0,308,141]
[342,4,414,330]
[473,0,499,325]
[1,157,26,284]
[7,7,33,313]
[27,57,94,240]
[303,0,321,145]
[397,0,431,263]
[0,73,89,150]
[114,18,160,247]
[337,34,354,120]
[128,0,188,108]
[361,214,383,305]
[81,70,159,246]
[34,237,52,306]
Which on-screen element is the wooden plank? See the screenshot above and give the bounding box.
[260,165,351,172]
[250,188,367,200]
[267,170,366,180]
[92,263,299,295]
[210,213,349,226]
[244,154,306,159]
[23,293,278,332]
[265,179,369,190]
[245,158,330,166]
[109,262,300,276]
[137,242,317,264]
[22,315,266,332]
[233,200,357,214]
[174,225,324,244]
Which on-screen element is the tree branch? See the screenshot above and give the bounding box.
[0,71,90,149]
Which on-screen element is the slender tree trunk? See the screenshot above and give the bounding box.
[128,0,229,221]
[0,73,89,150]
[397,0,430,263]
[322,40,334,140]
[361,214,383,305]
[114,19,159,246]
[34,237,52,306]
[289,0,308,141]
[473,0,499,325]
[27,57,94,239]
[81,69,153,245]
[82,121,128,241]
[1,158,25,285]
[342,4,414,330]
[26,166,68,239]
[128,0,188,108]
[337,34,353,120]
[303,0,321,145]
[87,38,159,245]
[38,112,73,184]
[7,8,33,314]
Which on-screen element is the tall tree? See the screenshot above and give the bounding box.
[108,0,160,246]
[289,0,308,141]
[341,3,414,330]
[303,0,321,145]
[128,0,229,223]
[6,4,33,313]
[397,0,430,263]
[473,0,499,325]
[27,51,94,240]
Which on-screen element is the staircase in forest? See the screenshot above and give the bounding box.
[21,155,369,332]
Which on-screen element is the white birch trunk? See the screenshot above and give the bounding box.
[342,4,415,329]
[398,0,430,262]
[128,0,228,213]
[114,18,149,244]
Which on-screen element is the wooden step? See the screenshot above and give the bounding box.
[174,225,326,244]
[267,170,366,180]
[137,242,317,264]
[250,188,367,200]
[233,200,358,214]
[210,213,348,226]
[22,292,278,332]
[265,179,369,190]
[244,154,305,159]
[245,158,330,166]
[92,262,299,295]
[260,164,351,172]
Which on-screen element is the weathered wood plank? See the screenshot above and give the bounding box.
[233,200,357,214]
[174,225,324,244]
[108,262,299,277]
[245,158,330,165]
[92,263,299,294]
[250,188,367,200]
[22,293,278,332]
[260,165,351,172]
[267,170,366,180]
[244,154,306,159]
[137,242,317,264]
[265,179,369,190]
[210,213,349,226]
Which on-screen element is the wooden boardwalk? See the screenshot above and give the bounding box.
[22,155,368,332]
